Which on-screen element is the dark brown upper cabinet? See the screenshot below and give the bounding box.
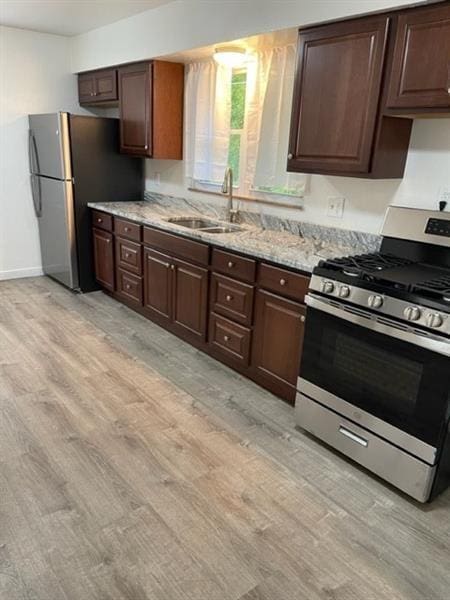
[386,3,450,113]
[118,60,184,159]
[78,68,118,105]
[288,15,412,178]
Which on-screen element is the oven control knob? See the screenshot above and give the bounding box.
[404,306,421,321]
[368,295,383,309]
[338,285,351,298]
[426,312,444,328]
[321,280,335,294]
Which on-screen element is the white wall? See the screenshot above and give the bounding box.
[0,26,84,280]
[145,118,450,234]
[71,0,421,73]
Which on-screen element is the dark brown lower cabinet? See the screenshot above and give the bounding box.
[92,212,310,404]
[92,228,114,291]
[172,257,208,340]
[143,248,172,323]
[251,289,306,403]
[143,247,208,342]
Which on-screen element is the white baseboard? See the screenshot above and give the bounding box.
[0,267,44,281]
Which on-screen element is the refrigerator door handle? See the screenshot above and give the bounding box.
[28,129,40,174]
[30,174,42,217]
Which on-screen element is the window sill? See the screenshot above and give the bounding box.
[188,186,304,211]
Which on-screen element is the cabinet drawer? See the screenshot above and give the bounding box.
[143,227,209,265]
[116,268,143,305]
[115,217,141,241]
[210,273,254,326]
[258,263,309,303]
[115,237,142,275]
[209,313,251,366]
[92,210,113,232]
[211,249,256,283]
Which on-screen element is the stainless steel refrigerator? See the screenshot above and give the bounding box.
[29,112,142,292]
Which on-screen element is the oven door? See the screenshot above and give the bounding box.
[299,294,450,463]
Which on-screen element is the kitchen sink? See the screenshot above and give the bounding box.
[166,217,243,233]
[166,217,218,229]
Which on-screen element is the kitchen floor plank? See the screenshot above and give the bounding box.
[0,276,449,600]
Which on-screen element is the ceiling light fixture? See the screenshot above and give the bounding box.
[213,46,247,67]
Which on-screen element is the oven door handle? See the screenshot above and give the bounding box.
[305,293,450,357]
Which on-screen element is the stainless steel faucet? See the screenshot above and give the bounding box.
[221,167,239,223]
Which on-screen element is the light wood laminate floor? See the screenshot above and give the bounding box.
[0,276,449,600]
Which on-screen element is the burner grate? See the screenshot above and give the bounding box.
[414,275,450,300]
[321,253,415,277]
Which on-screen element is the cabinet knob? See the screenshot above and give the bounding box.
[125,253,130,258]
[125,284,131,290]
[97,217,102,223]
[170,264,175,270]
[223,335,230,342]
[288,153,293,160]
[227,261,234,268]
[279,278,287,286]
[225,295,233,302]
[124,227,130,232]
[106,239,111,244]
[144,144,149,150]
[300,315,305,323]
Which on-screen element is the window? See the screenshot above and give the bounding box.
[185,47,308,202]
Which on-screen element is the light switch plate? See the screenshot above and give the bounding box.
[327,196,345,218]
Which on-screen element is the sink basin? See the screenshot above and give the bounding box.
[200,226,242,234]
[166,216,243,234]
[166,217,219,229]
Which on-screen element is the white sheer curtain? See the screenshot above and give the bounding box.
[248,44,308,195]
[184,60,232,184]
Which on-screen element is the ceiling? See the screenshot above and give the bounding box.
[0,0,174,36]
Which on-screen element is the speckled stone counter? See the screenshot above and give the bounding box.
[88,194,380,274]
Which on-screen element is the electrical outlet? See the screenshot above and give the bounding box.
[327,196,345,218]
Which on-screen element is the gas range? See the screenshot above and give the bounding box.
[295,207,450,503]
[310,251,450,337]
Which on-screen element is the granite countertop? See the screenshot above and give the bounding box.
[88,198,372,274]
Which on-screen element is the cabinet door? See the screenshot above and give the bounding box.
[78,73,96,104]
[172,257,208,341]
[387,4,450,110]
[143,248,172,322]
[251,290,306,402]
[94,69,118,103]
[92,228,114,291]
[119,62,152,157]
[288,16,389,175]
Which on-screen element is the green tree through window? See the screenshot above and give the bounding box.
[228,70,247,184]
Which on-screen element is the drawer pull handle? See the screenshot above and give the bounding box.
[288,153,293,160]
[225,295,233,302]
[279,278,287,286]
[125,253,130,258]
[97,218,102,223]
[223,335,230,342]
[125,284,131,290]
[170,264,175,270]
[106,239,111,244]
[300,315,305,323]
[124,227,130,232]
[227,261,234,268]
[339,426,368,448]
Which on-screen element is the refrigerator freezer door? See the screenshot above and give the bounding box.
[28,113,72,180]
[37,177,79,289]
